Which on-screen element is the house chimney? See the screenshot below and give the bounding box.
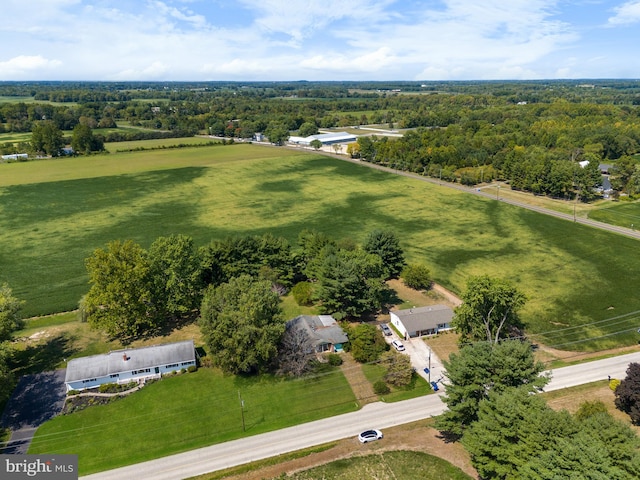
[123,353,128,361]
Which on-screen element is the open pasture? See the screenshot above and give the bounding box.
[1,144,640,350]
[588,201,640,229]
[104,135,219,152]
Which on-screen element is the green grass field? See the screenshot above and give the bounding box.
[29,366,356,475]
[588,201,640,229]
[2,144,640,350]
[286,450,472,480]
[104,136,220,152]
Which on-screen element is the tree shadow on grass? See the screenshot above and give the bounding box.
[10,334,78,377]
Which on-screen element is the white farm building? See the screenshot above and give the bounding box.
[288,131,357,146]
[64,340,197,392]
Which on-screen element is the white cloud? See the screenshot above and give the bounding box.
[608,1,640,25]
[237,0,396,43]
[0,55,62,77]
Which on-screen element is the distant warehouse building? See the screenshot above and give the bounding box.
[288,131,357,147]
[1,153,28,161]
[64,340,197,392]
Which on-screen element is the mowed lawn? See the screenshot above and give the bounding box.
[1,144,640,349]
[29,367,356,475]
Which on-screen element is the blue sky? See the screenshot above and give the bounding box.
[2,0,640,81]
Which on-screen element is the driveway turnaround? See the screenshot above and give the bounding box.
[1,369,66,454]
[82,351,640,480]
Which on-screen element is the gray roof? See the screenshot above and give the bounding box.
[392,305,454,332]
[287,315,349,346]
[65,340,195,383]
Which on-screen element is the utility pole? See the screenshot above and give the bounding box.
[428,348,432,384]
[238,390,245,432]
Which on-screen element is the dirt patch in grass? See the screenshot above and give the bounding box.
[386,280,461,311]
[339,353,377,406]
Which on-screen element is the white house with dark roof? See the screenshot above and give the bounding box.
[64,340,196,392]
[390,305,454,339]
[287,315,348,353]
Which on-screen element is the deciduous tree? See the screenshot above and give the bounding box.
[347,323,388,363]
[199,275,284,374]
[614,362,640,425]
[0,283,24,342]
[453,275,526,345]
[381,350,413,387]
[84,240,155,341]
[401,264,432,290]
[148,234,202,323]
[31,120,64,156]
[71,123,104,154]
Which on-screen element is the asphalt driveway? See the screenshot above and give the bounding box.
[1,369,66,454]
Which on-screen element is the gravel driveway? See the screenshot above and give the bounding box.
[1,369,67,454]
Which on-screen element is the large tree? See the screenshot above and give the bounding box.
[614,362,640,425]
[71,123,104,154]
[435,340,548,438]
[0,283,24,342]
[453,275,526,345]
[31,120,64,156]
[347,323,388,363]
[466,391,640,480]
[84,240,155,341]
[313,248,389,319]
[148,234,202,323]
[277,321,314,377]
[363,230,405,279]
[199,275,285,374]
[200,233,296,288]
[462,386,575,480]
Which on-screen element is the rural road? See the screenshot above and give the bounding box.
[82,351,640,480]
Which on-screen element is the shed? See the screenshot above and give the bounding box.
[389,305,454,339]
[64,340,196,392]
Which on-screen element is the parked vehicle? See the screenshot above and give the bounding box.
[430,381,439,391]
[380,323,392,336]
[392,339,405,351]
[358,429,383,443]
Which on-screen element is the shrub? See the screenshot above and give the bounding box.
[374,380,390,394]
[610,378,621,391]
[401,264,432,290]
[292,281,314,306]
[326,353,343,366]
[98,383,117,393]
[187,365,197,373]
[350,324,388,363]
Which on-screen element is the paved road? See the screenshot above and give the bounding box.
[82,351,640,480]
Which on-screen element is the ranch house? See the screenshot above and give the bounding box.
[287,315,348,353]
[390,305,454,339]
[64,340,197,392]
